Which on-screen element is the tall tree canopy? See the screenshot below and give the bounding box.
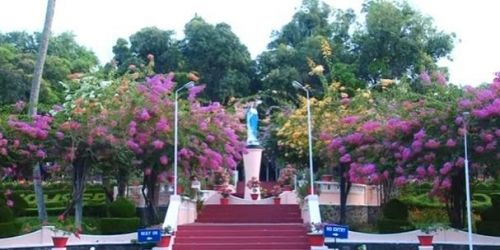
[257,0,455,97]
[0,31,98,105]
[181,16,255,103]
[354,0,455,82]
[112,27,182,74]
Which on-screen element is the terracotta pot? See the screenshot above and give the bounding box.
[307,234,324,246]
[157,235,171,247]
[251,193,259,200]
[321,174,333,181]
[177,185,183,195]
[220,197,229,205]
[52,236,69,248]
[273,197,281,205]
[418,235,433,246]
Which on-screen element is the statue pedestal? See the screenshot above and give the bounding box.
[243,147,263,200]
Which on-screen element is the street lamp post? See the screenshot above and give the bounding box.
[292,81,314,195]
[463,112,473,250]
[174,81,195,195]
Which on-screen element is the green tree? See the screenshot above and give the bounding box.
[181,17,255,103]
[353,0,455,83]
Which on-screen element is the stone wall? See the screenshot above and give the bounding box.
[320,205,381,225]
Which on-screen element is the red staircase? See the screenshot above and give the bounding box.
[173,204,309,250]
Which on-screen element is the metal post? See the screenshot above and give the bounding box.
[292,81,314,195]
[305,89,314,195]
[173,81,194,196]
[463,112,473,250]
[174,90,179,195]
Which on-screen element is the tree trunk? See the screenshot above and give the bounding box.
[73,156,87,230]
[142,168,159,225]
[447,171,465,229]
[339,164,352,224]
[28,0,56,224]
[28,0,56,115]
[33,163,47,223]
[117,166,129,198]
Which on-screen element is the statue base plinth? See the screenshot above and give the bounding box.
[243,147,263,200]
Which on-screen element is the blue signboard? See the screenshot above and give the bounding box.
[323,224,349,239]
[137,229,161,243]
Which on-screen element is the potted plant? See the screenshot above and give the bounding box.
[278,164,296,190]
[271,185,282,205]
[157,225,174,247]
[50,216,81,248]
[306,222,325,246]
[213,168,230,190]
[417,223,448,246]
[219,184,232,205]
[246,176,261,200]
[50,227,72,248]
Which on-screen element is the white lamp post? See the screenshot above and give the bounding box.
[174,81,195,195]
[463,112,473,250]
[292,81,314,195]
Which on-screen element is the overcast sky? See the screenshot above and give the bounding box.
[0,0,499,86]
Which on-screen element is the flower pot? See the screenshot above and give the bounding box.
[157,235,171,247]
[321,174,333,181]
[273,197,281,205]
[52,236,69,248]
[251,193,259,200]
[307,234,324,246]
[177,185,183,195]
[417,235,433,246]
[220,197,229,205]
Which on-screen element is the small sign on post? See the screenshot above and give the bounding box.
[324,224,349,239]
[137,229,161,243]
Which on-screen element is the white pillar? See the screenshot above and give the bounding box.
[243,148,263,200]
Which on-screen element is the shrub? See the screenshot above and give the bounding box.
[108,198,136,218]
[0,221,22,238]
[383,199,409,220]
[490,193,500,207]
[10,193,28,216]
[476,221,500,236]
[0,205,14,223]
[83,204,107,217]
[99,218,140,234]
[477,193,500,236]
[377,218,415,233]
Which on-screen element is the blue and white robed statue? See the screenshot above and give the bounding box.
[246,100,261,146]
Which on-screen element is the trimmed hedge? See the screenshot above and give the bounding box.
[108,198,136,218]
[377,218,415,233]
[0,221,22,238]
[99,217,140,235]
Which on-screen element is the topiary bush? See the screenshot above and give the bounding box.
[377,218,415,233]
[99,217,140,235]
[100,198,139,234]
[377,199,414,233]
[0,205,14,223]
[0,205,21,238]
[477,193,500,236]
[383,199,409,220]
[0,221,22,238]
[108,198,136,218]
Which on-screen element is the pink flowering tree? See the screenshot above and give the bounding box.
[108,73,245,223]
